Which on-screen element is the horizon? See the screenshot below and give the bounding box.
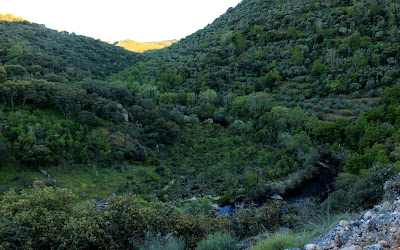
[1,0,242,43]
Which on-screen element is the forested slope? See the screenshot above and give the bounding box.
[108,0,400,203]
[0,14,143,81]
[1,0,400,248]
[116,0,399,118]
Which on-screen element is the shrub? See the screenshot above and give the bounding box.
[76,111,100,127]
[0,182,112,249]
[139,236,186,250]
[196,232,238,250]
[329,163,397,212]
[250,232,313,250]
[232,201,300,239]
[105,194,232,248]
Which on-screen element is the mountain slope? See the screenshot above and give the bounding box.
[1,1,400,249]
[115,39,178,53]
[115,0,399,118]
[109,0,400,205]
[0,14,143,81]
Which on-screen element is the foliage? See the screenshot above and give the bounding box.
[0,182,112,249]
[250,232,313,250]
[329,163,397,212]
[196,232,238,250]
[1,0,400,245]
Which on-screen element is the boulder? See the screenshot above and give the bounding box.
[364,244,383,250]
[271,193,283,200]
[339,220,349,228]
[203,118,213,124]
[305,244,318,250]
[341,246,362,250]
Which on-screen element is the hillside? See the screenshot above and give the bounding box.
[1,0,400,249]
[108,0,400,203]
[115,0,399,119]
[115,39,178,53]
[0,13,143,81]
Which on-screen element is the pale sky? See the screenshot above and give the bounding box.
[1,0,242,42]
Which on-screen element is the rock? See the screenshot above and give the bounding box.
[378,240,389,248]
[284,248,301,250]
[364,210,374,220]
[116,103,129,122]
[336,230,351,247]
[203,118,213,124]
[390,226,398,233]
[305,244,318,250]
[341,246,362,250]
[339,220,349,227]
[364,244,383,250]
[40,169,48,176]
[305,198,400,250]
[271,193,283,200]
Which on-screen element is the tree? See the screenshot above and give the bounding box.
[52,88,87,119]
[290,45,304,66]
[311,60,328,75]
[0,140,11,165]
[8,44,23,57]
[259,68,282,89]
[232,95,248,117]
[0,81,19,107]
[198,89,218,116]
[245,92,272,117]
[26,144,53,168]
[76,111,99,127]
[0,66,6,83]
[4,65,26,78]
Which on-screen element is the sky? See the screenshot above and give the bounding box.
[1,0,242,42]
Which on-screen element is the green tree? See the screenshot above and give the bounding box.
[290,45,304,65]
[259,68,282,89]
[232,95,249,117]
[8,44,23,57]
[311,59,328,75]
[0,140,11,165]
[52,88,87,119]
[0,66,6,82]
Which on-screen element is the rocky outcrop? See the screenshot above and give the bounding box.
[305,198,400,249]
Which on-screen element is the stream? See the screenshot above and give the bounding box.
[218,161,336,215]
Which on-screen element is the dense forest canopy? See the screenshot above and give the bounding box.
[1,0,400,248]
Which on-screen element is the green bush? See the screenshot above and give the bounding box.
[250,232,313,250]
[330,163,397,212]
[0,181,112,249]
[196,232,238,250]
[232,201,300,239]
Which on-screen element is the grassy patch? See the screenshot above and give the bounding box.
[250,232,313,250]
[44,164,162,197]
[0,163,46,192]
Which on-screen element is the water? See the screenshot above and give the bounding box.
[217,162,337,214]
[285,162,336,204]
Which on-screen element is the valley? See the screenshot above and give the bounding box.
[1,0,400,248]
